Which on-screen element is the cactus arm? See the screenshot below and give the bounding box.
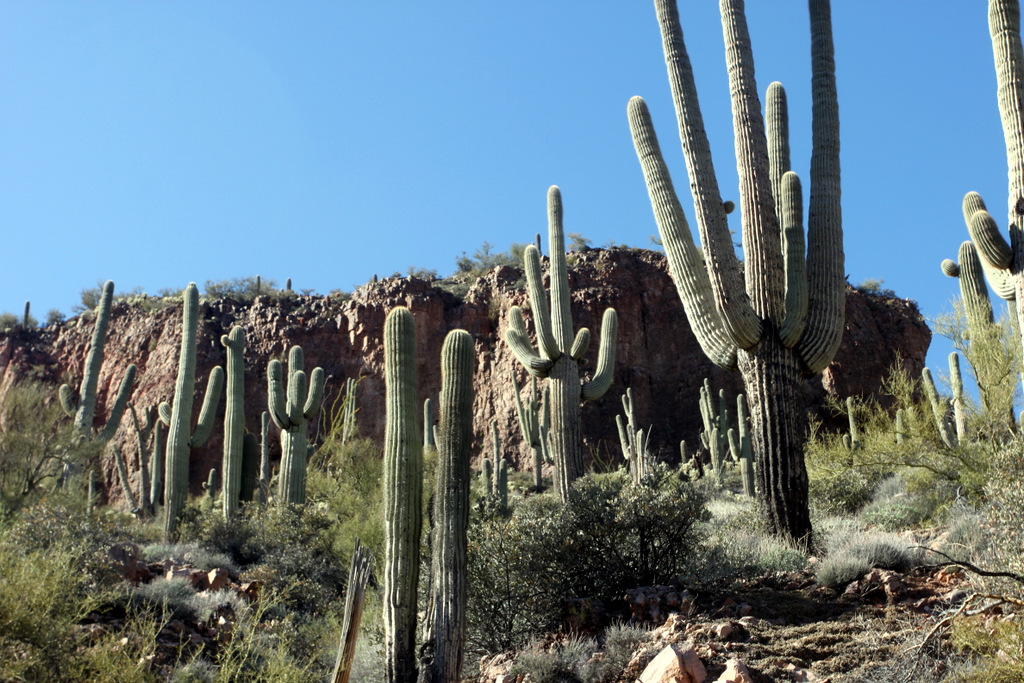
[382,307,422,683]
[190,366,224,449]
[303,367,326,419]
[652,0,761,349]
[949,352,969,441]
[547,186,577,353]
[581,308,618,401]
[267,360,291,430]
[512,374,537,446]
[969,209,1014,268]
[627,96,739,370]
[766,81,791,230]
[158,401,172,426]
[505,306,553,377]
[965,193,1018,300]
[779,172,809,347]
[287,371,307,425]
[98,364,137,441]
[58,384,77,418]
[616,414,631,462]
[957,241,997,335]
[991,0,1024,232]
[523,246,560,360]
[569,328,590,361]
[150,418,164,507]
[722,0,786,324]
[796,0,844,375]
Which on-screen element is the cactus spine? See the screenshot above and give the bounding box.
[267,345,325,505]
[221,325,246,518]
[163,283,225,540]
[421,329,474,682]
[58,280,136,441]
[505,186,619,502]
[628,0,841,543]
[383,307,422,683]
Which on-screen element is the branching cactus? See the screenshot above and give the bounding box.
[128,403,157,514]
[111,446,138,512]
[617,388,653,484]
[512,374,549,490]
[59,280,136,441]
[268,345,326,505]
[505,186,618,503]
[698,379,729,480]
[628,0,841,544]
[163,282,225,540]
[382,307,423,683]
[221,325,246,518]
[421,329,474,683]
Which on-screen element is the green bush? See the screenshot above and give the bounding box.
[815,528,923,588]
[203,276,278,303]
[467,467,708,652]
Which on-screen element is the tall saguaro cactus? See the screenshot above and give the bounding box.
[952,1,1024,384]
[505,186,619,502]
[268,345,326,505]
[221,325,246,518]
[163,283,225,540]
[383,307,422,683]
[420,329,474,683]
[59,280,136,441]
[628,0,842,544]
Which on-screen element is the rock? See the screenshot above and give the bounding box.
[188,569,210,591]
[0,249,929,507]
[714,622,733,640]
[783,663,818,681]
[945,589,968,604]
[638,642,707,683]
[715,658,753,683]
[207,567,230,591]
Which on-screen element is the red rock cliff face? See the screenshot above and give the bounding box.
[0,248,929,504]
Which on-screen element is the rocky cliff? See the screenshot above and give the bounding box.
[0,248,930,504]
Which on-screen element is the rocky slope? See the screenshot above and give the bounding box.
[0,248,929,504]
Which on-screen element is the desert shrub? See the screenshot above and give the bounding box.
[0,514,131,682]
[704,494,809,578]
[0,381,102,515]
[508,635,597,683]
[141,542,238,575]
[46,308,65,326]
[129,577,199,620]
[467,467,708,652]
[980,441,1024,597]
[860,474,938,531]
[950,614,1024,682]
[455,240,526,281]
[182,503,348,614]
[815,529,923,588]
[576,623,652,683]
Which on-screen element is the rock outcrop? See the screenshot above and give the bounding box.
[0,248,929,504]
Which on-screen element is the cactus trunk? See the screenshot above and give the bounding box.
[383,307,422,683]
[421,330,474,683]
[221,326,246,518]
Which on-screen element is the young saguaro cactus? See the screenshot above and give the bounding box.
[59,280,136,441]
[512,374,549,491]
[420,329,474,683]
[628,0,842,544]
[163,282,225,540]
[382,307,423,683]
[505,186,618,503]
[268,345,326,506]
[221,325,246,518]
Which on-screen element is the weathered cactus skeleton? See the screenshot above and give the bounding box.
[628,0,843,543]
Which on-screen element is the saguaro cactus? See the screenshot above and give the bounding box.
[506,186,618,502]
[951,1,1024,363]
[59,280,136,441]
[617,388,653,484]
[267,345,325,505]
[221,325,246,518]
[383,307,422,683]
[628,0,842,544]
[421,329,474,683]
[163,283,225,540]
[513,374,550,490]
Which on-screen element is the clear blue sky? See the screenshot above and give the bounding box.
[0,2,1010,387]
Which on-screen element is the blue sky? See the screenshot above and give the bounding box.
[0,2,1011,385]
